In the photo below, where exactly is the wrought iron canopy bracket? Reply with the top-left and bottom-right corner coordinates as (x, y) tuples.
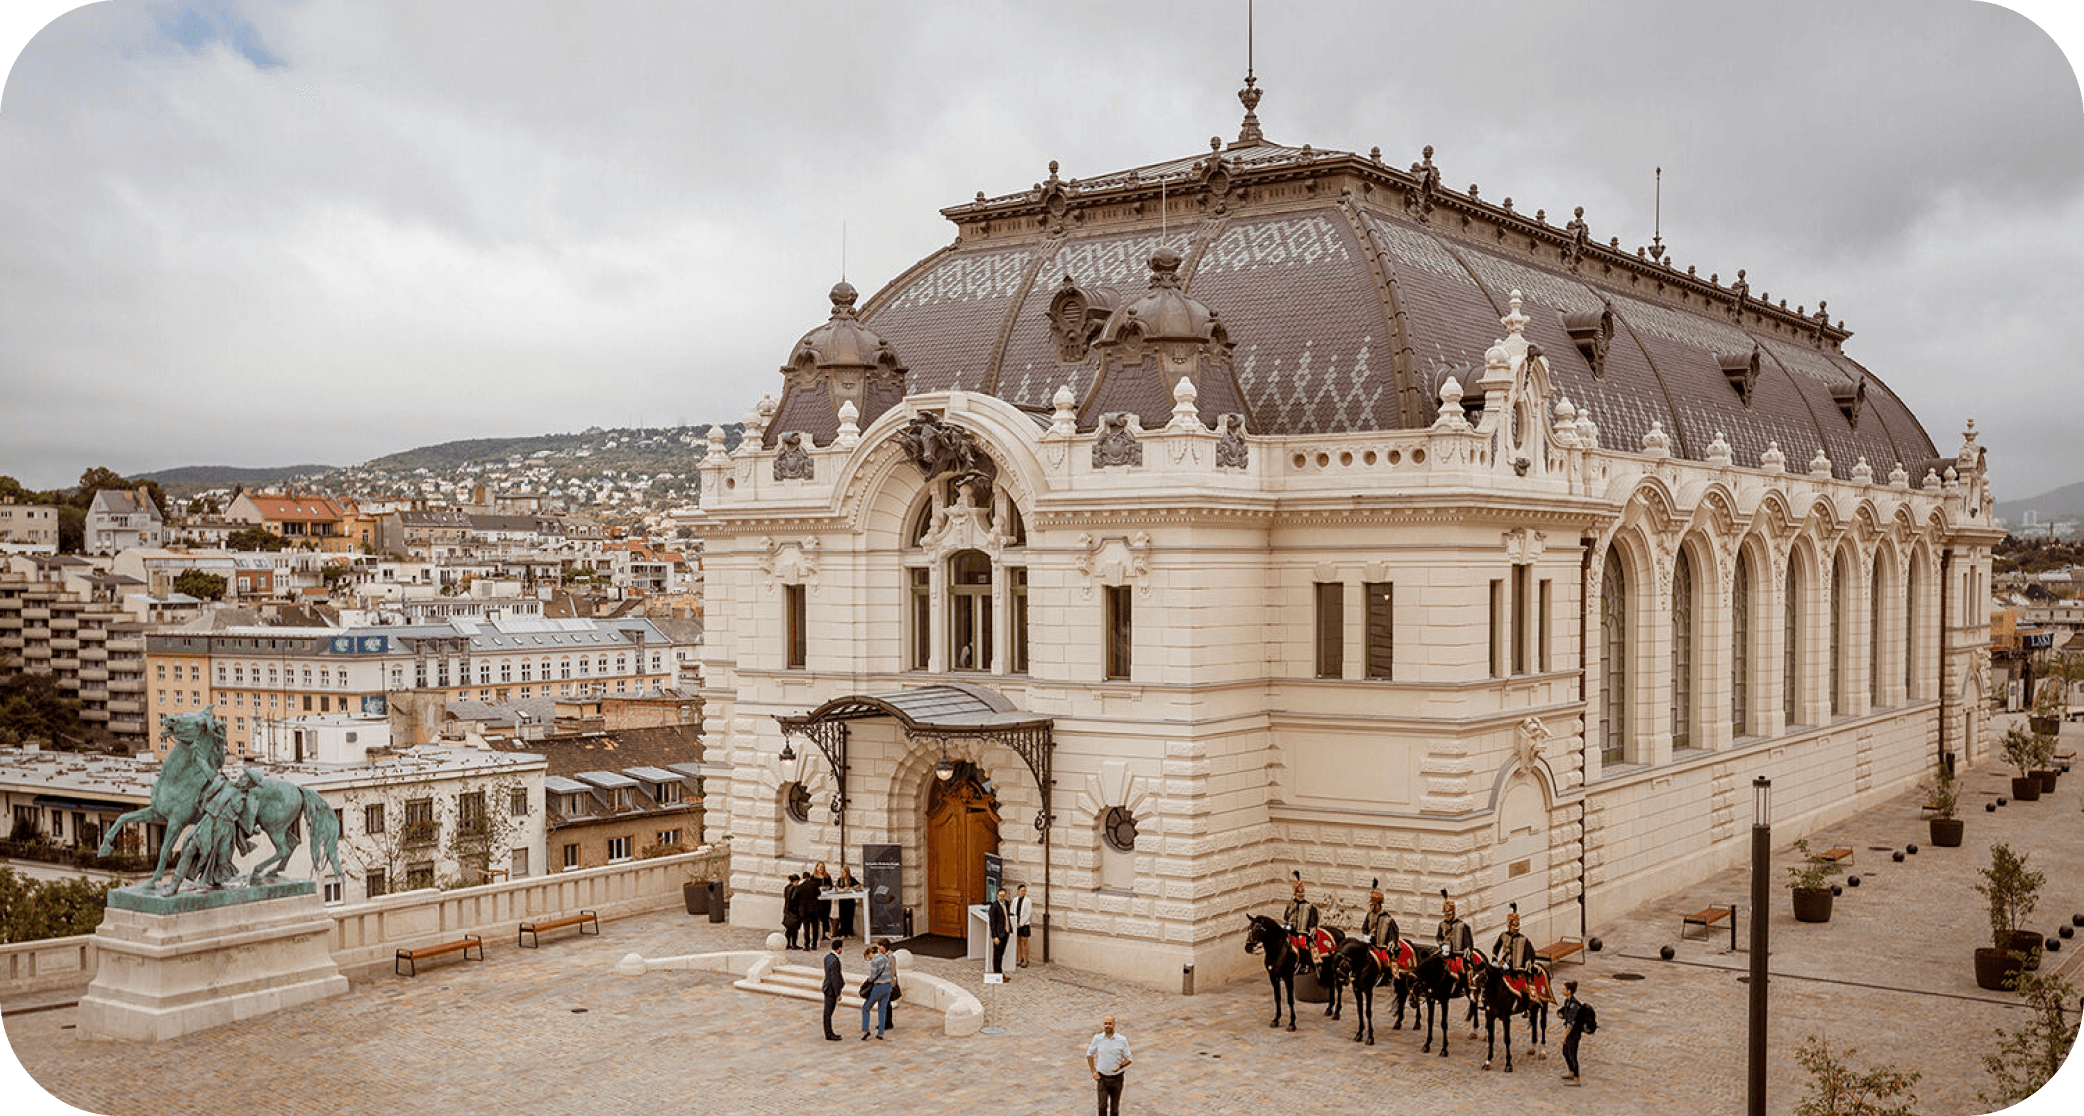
(779, 717), (849, 810)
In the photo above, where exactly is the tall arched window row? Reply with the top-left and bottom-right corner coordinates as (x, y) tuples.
(1601, 548), (1628, 766)
(1731, 552), (1751, 737)
(1670, 548), (1695, 752)
(1784, 558), (1802, 727)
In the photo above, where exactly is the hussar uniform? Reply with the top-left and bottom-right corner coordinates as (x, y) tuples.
(1283, 894), (1322, 966)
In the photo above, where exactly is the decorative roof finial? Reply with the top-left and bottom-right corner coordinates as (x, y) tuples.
(1234, 0), (1265, 147)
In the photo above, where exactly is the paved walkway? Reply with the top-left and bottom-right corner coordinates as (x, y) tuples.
(8, 728), (2084, 1116)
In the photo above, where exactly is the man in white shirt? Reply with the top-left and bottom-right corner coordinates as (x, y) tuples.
(1012, 883), (1034, 968)
(1085, 1014), (1133, 1116)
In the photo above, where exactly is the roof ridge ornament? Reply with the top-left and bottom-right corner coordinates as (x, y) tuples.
(1232, 0), (1265, 147)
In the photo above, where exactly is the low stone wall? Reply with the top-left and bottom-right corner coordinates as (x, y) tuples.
(0, 845), (731, 997)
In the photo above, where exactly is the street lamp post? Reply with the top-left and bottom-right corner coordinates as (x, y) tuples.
(1749, 776), (1771, 1116)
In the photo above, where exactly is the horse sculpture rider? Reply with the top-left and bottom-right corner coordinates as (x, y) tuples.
(173, 768), (261, 889)
(1283, 874), (1325, 971)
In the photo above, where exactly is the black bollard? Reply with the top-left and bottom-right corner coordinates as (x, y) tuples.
(2048, 937), (2062, 952)
(1848, 875), (1862, 888)
(1831, 884), (1843, 896)
(1892, 851), (1905, 863)
(1987, 802), (1998, 812)
(2062, 925), (2076, 940)
(1659, 945), (1675, 961)
(1906, 844), (1919, 855)
(2072, 914), (2083, 927)
(1588, 937), (1604, 952)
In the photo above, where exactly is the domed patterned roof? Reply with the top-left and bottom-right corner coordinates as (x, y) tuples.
(1096, 247), (1229, 347)
(767, 139), (1938, 482)
(767, 281), (908, 446)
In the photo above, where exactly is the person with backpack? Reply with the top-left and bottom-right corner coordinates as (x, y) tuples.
(1558, 979), (1597, 1084)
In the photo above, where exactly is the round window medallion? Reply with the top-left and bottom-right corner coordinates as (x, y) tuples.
(1103, 806), (1138, 852)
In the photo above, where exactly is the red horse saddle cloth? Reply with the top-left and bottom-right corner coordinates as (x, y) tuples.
(1504, 974), (1530, 997)
(1292, 929), (1334, 955)
(1373, 941), (1415, 972)
(1446, 957), (1465, 978)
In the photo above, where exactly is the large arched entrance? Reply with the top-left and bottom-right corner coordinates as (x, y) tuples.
(926, 768), (1000, 937)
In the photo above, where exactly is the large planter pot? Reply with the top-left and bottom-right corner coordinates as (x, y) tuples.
(1976, 946), (2026, 991)
(1792, 887), (1835, 923)
(2034, 769), (2058, 794)
(2010, 929), (2044, 972)
(683, 881), (709, 916)
(1928, 817), (1965, 847)
(1295, 967), (1331, 1003)
(2010, 775), (2042, 802)
(2029, 715), (2060, 737)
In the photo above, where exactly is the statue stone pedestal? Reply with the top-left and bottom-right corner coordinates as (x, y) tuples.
(78, 881), (348, 1042)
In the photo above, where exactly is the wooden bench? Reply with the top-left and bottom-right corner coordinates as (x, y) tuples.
(1816, 847), (1854, 866)
(2057, 751), (2076, 773)
(395, 934), (483, 977)
(519, 909), (600, 948)
(1535, 937), (1584, 966)
(1682, 905), (1735, 941)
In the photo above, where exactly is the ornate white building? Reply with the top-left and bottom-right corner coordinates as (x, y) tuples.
(691, 87), (2000, 988)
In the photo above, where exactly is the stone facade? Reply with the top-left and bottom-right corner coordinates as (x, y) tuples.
(691, 121), (1999, 990)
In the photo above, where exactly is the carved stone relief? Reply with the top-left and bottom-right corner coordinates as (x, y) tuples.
(772, 433), (815, 481)
(1215, 414), (1249, 469)
(1092, 413), (1143, 468)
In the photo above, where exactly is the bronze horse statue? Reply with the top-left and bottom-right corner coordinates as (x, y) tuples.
(1244, 914), (1303, 1031)
(98, 708), (226, 891)
(241, 773), (344, 887)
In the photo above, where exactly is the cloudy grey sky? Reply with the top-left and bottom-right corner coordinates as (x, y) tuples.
(0, 0), (2080, 500)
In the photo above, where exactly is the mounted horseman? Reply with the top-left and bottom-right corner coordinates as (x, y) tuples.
(1474, 903), (1554, 1070)
(1282, 873), (1331, 973)
(1414, 889), (1477, 1057)
(1320, 879), (1404, 1045)
(1435, 890), (1475, 980)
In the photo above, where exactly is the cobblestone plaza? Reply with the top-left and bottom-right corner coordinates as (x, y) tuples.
(7, 729), (2081, 1116)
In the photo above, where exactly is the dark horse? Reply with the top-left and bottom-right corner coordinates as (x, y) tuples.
(1320, 937), (1393, 1045)
(1471, 955), (1553, 1072)
(1244, 914), (1302, 1031)
(1409, 943), (1471, 1057)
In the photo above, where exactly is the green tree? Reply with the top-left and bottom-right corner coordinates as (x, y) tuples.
(0, 672), (87, 747)
(225, 526), (289, 551)
(1793, 1035), (1922, 1116)
(70, 467), (167, 516)
(172, 568), (227, 601)
(0, 867), (115, 944)
(0, 474), (45, 503)
(1981, 967), (2081, 1108)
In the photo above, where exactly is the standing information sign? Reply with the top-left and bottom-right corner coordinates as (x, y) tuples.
(864, 843), (903, 940)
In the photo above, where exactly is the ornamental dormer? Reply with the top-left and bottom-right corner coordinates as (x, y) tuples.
(774, 281), (907, 445)
(1077, 248), (1249, 431)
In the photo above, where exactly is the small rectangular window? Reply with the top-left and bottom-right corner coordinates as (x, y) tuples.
(607, 836), (632, 862)
(364, 803), (385, 835)
(785, 583), (807, 670)
(1314, 582), (1344, 679)
(405, 862), (435, 890)
(1104, 585), (1133, 680)
(562, 843), (581, 869)
(1011, 567), (1029, 675)
(1364, 582), (1394, 680)
(510, 789), (529, 817)
(366, 869), (387, 899)
(1489, 579), (1506, 679)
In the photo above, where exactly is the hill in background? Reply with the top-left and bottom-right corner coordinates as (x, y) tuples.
(140, 464), (337, 492)
(1994, 479), (2084, 526)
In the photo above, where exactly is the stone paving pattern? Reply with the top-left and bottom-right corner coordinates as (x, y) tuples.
(7, 727), (2084, 1116)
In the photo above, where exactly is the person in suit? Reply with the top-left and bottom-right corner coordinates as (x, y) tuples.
(988, 887), (1013, 980)
(820, 938), (845, 1040)
(782, 873), (804, 949)
(800, 865), (829, 949)
(1012, 883), (1034, 968)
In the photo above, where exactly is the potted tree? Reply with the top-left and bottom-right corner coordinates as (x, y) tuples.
(2029, 729), (2059, 794)
(1999, 727), (2042, 802)
(1920, 763), (1964, 848)
(1971, 842), (2045, 991)
(1786, 839), (1843, 923)
(2027, 678), (2062, 738)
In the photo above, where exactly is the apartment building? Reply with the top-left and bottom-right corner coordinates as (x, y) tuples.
(0, 555), (148, 746)
(0, 499), (60, 554)
(84, 488), (163, 554)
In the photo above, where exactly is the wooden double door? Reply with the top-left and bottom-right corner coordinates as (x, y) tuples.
(926, 776), (999, 938)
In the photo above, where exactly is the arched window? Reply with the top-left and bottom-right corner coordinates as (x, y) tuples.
(1600, 548), (1629, 765)
(1831, 550), (1848, 718)
(1870, 552), (1887, 707)
(1905, 553), (1922, 700)
(1784, 557), (1803, 727)
(1671, 548), (1695, 752)
(949, 549), (993, 672)
(1732, 550), (1751, 737)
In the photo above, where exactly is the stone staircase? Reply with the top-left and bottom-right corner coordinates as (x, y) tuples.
(734, 962), (864, 1009)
